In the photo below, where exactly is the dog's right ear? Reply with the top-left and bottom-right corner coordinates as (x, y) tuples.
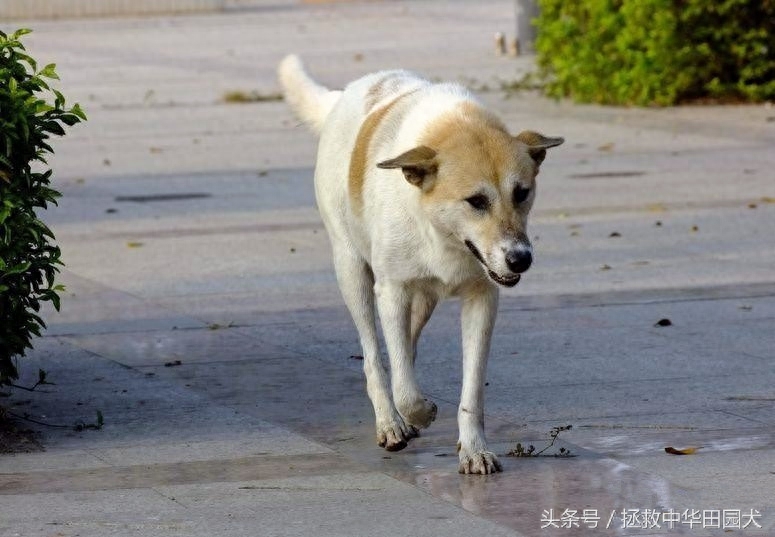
(377, 146), (438, 189)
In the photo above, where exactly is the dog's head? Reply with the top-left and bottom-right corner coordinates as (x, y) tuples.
(377, 105), (563, 287)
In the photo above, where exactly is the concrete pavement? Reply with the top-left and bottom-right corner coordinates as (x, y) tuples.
(1, 1), (774, 536)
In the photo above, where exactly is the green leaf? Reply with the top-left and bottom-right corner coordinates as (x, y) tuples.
(53, 89), (65, 109)
(12, 29), (32, 39)
(34, 101), (54, 114)
(59, 114), (81, 126)
(39, 63), (59, 80)
(15, 52), (37, 72)
(70, 103), (87, 120)
(4, 262), (31, 276)
(42, 120), (66, 136)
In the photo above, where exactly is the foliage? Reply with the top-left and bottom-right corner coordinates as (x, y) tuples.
(535, 0), (775, 105)
(507, 425), (574, 457)
(0, 28), (85, 385)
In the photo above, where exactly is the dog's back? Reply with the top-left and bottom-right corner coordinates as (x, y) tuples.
(278, 56), (483, 258)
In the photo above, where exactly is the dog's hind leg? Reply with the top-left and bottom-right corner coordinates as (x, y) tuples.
(333, 249), (417, 452)
(410, 290), (438, 366)
(404, 289), (439, 428)
(376, 282), (438, 432)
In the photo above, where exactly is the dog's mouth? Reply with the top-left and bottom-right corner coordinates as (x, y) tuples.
(464, 240), (521, 288)
(487, 270), (521, 287)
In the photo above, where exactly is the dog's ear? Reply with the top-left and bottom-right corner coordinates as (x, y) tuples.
(377, 146), (438, 188)
(515, 131), (564, 165)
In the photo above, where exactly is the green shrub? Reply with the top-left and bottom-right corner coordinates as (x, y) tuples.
(0, 28), (85, 386)
(535, 0), (775, 106)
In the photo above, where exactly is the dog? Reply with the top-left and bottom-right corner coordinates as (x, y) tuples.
(278, 55), (563, 474)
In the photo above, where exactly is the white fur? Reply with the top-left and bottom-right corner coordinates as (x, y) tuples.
(277, 55), (553, 474)
(277, 55), (343, 134)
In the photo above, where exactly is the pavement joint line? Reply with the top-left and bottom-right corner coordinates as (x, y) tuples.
(717, 409), (774, 427)
(59, 220), (325, 241)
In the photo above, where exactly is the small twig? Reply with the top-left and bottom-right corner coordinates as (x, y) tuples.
(9, 369), (55, 392)
(7, 409), (104, 431)
(507, 425), (574, 458)
(533, 425), (573, 456)
(7, 410), (71, 428)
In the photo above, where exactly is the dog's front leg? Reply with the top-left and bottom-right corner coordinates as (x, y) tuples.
(457, 281), (502, 474)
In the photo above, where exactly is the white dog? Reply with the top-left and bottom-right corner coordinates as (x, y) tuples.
(278, 55), (562, 474)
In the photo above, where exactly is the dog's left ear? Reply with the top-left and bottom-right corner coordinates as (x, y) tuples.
(515, 131), (564, 165)
(377, 146), (438, 189)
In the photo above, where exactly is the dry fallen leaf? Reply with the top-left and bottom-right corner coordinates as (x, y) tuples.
(665, 446), (700, 455)
(127, 241), (144, 248)
(646, 203), (667, 213)
(761, 196), (775, 204)
(598, 142), (615, 152)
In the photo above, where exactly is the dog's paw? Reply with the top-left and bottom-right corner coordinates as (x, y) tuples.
(376, 416), (418, 452)
(458, 449), (502, 475)
(399, 398), (438, 430)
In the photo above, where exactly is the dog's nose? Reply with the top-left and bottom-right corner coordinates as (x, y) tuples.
(505, 248), (532, 273)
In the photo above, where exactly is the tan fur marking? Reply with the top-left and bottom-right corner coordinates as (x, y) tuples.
(421, 101), (521, 191)
(364, 75), (392, 113)
(349, 91), (417, 214)
(514, 130), (546, 146)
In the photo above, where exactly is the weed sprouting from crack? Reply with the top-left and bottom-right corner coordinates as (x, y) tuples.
(507, 425), (575, 458)
(222, 90), (283, 103)
(499, 72), (547, 97)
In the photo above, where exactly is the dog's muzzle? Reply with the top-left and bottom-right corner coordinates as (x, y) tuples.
(464, 240), (522, 288)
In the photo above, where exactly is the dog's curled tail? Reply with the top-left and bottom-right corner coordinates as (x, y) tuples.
(278, 54), (341, 135)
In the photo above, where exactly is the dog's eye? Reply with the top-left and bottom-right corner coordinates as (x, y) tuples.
(465, 194), (490, 211)
(513, 185), (531, 205)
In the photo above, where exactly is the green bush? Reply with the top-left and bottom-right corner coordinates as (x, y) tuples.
(0, 28), (85, 386)
(535, 0), (775, 106)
